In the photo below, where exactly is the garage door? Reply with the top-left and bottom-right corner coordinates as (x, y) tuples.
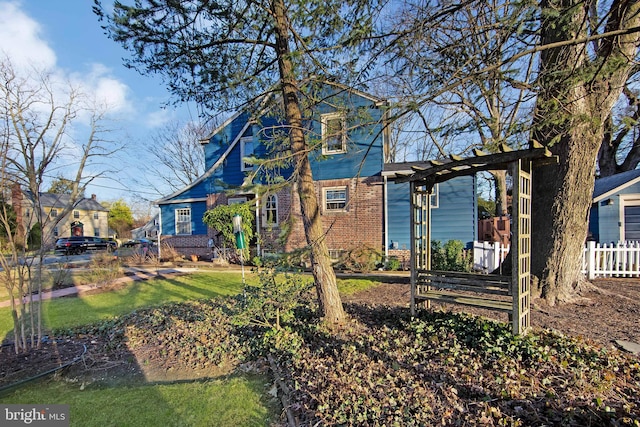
(624, 205), (640, 241)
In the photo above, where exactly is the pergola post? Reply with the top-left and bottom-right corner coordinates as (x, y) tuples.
(410, 182), (432, 315)
(511, 159), (532, 334)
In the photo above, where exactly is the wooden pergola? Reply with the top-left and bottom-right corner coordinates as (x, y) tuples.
(394, 143), (556, 334)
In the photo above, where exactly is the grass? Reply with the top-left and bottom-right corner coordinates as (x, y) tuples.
(0, 269), (381, 426)
(0, 270), (380, 339)
(336, 278), (381, 295)
(1, 375), (277, 427)
(0, 271), (250, 339)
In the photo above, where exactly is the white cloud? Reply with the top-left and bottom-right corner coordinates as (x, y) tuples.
(145, 108), (176, 128)
(0, 2), (134, 118)
(0, 1), (56, 70)
(71, 63), (132, 114)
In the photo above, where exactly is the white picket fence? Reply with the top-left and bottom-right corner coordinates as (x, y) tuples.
(472, 241), (510, 272)
(582, 241), (640, 279)
(473, 240), (640, 278)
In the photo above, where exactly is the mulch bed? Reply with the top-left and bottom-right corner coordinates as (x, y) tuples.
(1, 276), (639, 390)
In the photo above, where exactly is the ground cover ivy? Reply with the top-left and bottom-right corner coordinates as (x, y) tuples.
(57, 277), (640, 426)
(271, 305), (640, 426)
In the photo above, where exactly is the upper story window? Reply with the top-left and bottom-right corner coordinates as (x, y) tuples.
(175, 208), (192, 235)
(50, 209), (57, 218)
(262, 194), (278, 226)
(73, 210), (80, 219)
(94, 212), (99, 220)
(53, 227), (59, 237)
(321, 112), (347, 154)
(240, 136), (255, 171)
(324, 187), (348, 212)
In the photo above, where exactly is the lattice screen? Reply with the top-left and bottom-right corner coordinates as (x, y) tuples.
(512, 159), (531, 334)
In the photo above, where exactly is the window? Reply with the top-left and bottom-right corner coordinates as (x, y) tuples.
(321, 112), (346, 154)
(324, 187), (347, 212)
(175, 208), (192, 235)
(240, 136), (255, 171)
(73, 210), (80, 219)
(228, 197), (246, 205)
(430, 183), (439, 208)
(94, 212), (99, 220)
(53, 227), (59, 237)
(50, 209), (58, 218)
(262, 195), (278, 226)
(415, 184), (439, 208)
(94, 231), (100, 237)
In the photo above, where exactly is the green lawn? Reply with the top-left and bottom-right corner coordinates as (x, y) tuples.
(0, 271), (250, 339)
(0, 270), (380, 426)
(1, 374), (278, 426)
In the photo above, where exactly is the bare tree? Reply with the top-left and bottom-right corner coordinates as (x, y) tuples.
(385, 1), (536, 216)
(379, 0), (640, 303)
(598, 75), (640, 176)
(0, 59), (121, 352)
(144, 120), (210, 192)
(529, 0), (640, 303)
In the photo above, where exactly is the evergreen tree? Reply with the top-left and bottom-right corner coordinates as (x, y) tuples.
(94, 0), (384, 323)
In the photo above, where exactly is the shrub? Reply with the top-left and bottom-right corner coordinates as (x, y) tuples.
(232, 267), (313, 331)
(385, 256), (402, 271)
(159, 242), (181, 261)
(86, 252), (123, 286)
(431, 240), (472, 272)
(202, 203), (254, 261)
(337, 245), (383, 272)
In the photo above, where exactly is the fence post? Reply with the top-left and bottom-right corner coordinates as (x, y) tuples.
(491, 241), (500, 271)
(587, 240), (596, 280)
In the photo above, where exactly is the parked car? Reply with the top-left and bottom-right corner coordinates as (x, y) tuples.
(120, 238), (152, 248)
(55, 236), (116, 255)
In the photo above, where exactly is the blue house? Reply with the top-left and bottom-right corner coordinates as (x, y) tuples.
(157, 84), (478, 260)
(590, 169), (640, 243)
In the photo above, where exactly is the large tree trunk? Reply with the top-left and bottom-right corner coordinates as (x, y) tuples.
(531, 129), (600, 303)
(490, 170), (508, 216)
(531, 0), (640, 304)
(271, 0), (346, 323)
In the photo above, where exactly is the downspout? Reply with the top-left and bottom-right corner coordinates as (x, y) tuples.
(158, 208), (162, 260)
(384, 175), (389, 262)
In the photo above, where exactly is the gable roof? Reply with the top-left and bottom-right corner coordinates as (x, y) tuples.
(23, 190), (109, 212)
(157, 83), (386, 204)
(593, 169), (640, 203)
(25, 191), (108, 211)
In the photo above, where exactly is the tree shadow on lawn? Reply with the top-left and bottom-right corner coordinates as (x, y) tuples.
(0, 278), (276, 426)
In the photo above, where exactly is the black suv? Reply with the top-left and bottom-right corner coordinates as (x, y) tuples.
(55, 236), (117, 255)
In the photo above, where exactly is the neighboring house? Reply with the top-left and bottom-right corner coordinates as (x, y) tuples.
(589, 169), (640, 243)
(157, 84), (477, 259)
(131, 214), (160, 241)
(12, 186), (110, 248)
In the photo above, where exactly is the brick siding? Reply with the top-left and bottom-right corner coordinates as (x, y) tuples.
(264, 176), (384, 254)
(168, 177), (385, 258)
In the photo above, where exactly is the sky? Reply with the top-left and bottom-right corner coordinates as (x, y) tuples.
(0, 1), (202, 209)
